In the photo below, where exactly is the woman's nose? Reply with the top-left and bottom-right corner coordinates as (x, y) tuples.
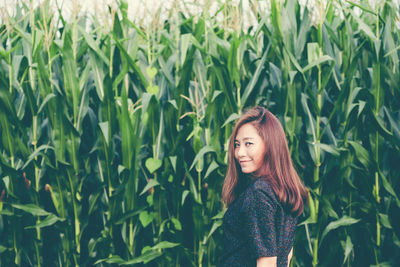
(237, 145), (245, 157)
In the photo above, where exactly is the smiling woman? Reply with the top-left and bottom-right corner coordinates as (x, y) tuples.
(1, 0), (399, 265)
(234, 123), (266, 174)
(221, 106), (309, 267)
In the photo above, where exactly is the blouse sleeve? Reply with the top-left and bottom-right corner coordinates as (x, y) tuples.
(242, 183), (278, 259)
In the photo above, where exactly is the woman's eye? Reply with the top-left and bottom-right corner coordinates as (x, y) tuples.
(234, 143), (240, 148)
(245, 142), (253, 146)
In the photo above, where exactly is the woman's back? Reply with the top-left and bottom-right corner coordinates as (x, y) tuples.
(221, 178), (297, 267)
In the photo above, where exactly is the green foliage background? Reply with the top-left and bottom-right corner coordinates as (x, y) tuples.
(0, 0), (400, 266)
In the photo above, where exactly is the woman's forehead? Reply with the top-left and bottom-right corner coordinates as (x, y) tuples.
(234, 137), (255, 142)
(235, 123), (261, 140)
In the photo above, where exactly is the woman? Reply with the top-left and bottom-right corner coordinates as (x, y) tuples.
(221, 106), (308, 267)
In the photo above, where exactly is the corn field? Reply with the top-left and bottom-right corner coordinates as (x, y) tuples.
(0, 0), (400, 266)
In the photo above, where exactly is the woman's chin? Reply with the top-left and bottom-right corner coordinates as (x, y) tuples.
(240, 168), (255, 174)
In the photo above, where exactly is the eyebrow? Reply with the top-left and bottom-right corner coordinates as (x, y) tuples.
(234, 137), (255, 142)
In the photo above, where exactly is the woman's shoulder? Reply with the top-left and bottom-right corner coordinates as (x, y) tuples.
(248, 178), (274, 193)
(244, 178), (278, 205)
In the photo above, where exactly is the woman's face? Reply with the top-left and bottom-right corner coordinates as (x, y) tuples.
(234, 123), (266, 174)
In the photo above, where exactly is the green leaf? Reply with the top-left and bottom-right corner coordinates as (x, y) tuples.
(118, 165), (126, 175)
(368, 108), (392, 138)
(287, 48), (304, 73)
(180, 34), (191, 65)
(22, 144), (54, 169)
(269, 62), (282, 88)
(169, 156), (177, 172)
(147, 85), (159, 95)
(321, 198), (339, 219)
(346, 1), (376, 16)
(19, 57), (38, 116)
(113, 37), (149, 88)
(210, 64), (236, 114)
(182, 190), (190, 205)
(317, 143), (340, 157)
(320, 216), (360, 244)
(204, 160), (219, 179)
(37, 93), (56, 115)
(348, 141), (370, 169)
(0, 210), (14, 216)
(122, 250), (162, 265)
(383, 15), (399, 67)
(12, 204), (51, 216)
(301, 94), (317, 144)
(146, 67), (157, 80)
(0, 245), (8, 254)
(186, 171), (201, 204)
(189, 146), (215, 171)
(139, 211), (154, 228)
(204, 220), (222, 244)
(118, 85), (135, 169)
(94, 256), (126, 265)
(270, 0), (282, 40)
(211, 90), (223, 102)
(298, 216), (317, 226)
(78, 26), (109, 65)
(350, 9), (378, 41)
(369, 263), (392, 267)
(140, 179), (160, 196)
(152, 241), (179, 250)
(25, 214), (65, 229)
(222, 113), (240, 128)
(240, 49), (268, 107)
(288, 70), (297, 84)
(227, 35), (240, 87)
(383, 107), (400, 148)
(2, 177), (10, 194)
(168, 99), (178, 110)
(90, 53), (105, 101)
(303, 55), (334, 73)
(379, 213), (392, 229)
(357, 101), (366, 117)
(193, 50), (207, 95)
(345, 87), (363, 118)
(341, 236), (353, 265)
(115, 209), (143, 225)
(211, 210), (225, 220)
(171, 218), (182, 231)
(384, 107), (400, 143)
(379, 170), (400, 207)
(145, 158), (162, 174)
(307, 43), (319, 63)
(99, 121), (110, 146)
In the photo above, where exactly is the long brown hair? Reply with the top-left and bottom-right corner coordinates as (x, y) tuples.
(222, 106), (308, 217)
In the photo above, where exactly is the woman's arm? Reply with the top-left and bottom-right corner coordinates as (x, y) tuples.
(257, 256), (277, 267)
(288, 248), (293, 265)
(257, 247), (293, 267)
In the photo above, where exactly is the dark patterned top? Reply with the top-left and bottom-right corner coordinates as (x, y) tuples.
(220, 178), (298, 267)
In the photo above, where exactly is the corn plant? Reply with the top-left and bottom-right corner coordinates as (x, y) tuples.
(0, 0), (399, 266)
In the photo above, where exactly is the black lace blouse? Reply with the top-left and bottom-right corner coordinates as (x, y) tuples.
(220, 178), (298, 267)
